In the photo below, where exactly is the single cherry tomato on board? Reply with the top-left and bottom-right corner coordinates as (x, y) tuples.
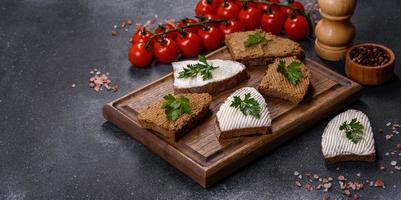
(257, 0), (281, 12)
(177, 18), (200, 34)
(284, 14), (309, 41)
(282, 1), (305, 17)
(195, 0), (219, 16)
(198, 26), (223, 51)
(216, 0), (241, 20)
(155, 23), (178, 40)
(261, 9), (286, 35)
(153, 38), (179, 63)
(175, 32), (202, 58)
(219, 20), (244, 38)
(128, 43), (153, 68)
(238, 4), (263, 30)
(131, 28), (153, 44)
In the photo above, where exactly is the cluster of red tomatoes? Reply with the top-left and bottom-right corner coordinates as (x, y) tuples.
(128, 0), (310, 68)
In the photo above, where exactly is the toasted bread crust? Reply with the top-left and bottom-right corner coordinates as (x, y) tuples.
(258, 57), (311, 104)
(324, 153), (376, 165)
(215, 117), (270, 141)
(174, 68), (249, 94)
(225, 30), (305, 66)
(137, 93), (212, 142)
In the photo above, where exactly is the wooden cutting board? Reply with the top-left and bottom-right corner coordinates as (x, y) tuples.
(102, 46), (362, 188)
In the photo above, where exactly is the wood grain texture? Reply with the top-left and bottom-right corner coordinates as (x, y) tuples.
(315, 0), (356, 61)
(345, 43), (395, 85)
(102, 46), (362, 188)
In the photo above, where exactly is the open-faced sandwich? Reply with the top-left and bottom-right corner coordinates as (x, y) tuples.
(138, 93), (212, 142)
(225, 29), (304, 66)
(173, 55), (249, 94)
(216, 87), (271, 140)
(321, 109), (376, 164)
(258, 57), (311, 104)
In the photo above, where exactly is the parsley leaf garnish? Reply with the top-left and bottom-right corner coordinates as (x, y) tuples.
(178, 55), (218, 81)
(161, 94), (191, 121)
(230, 93), (261, 119)
(339, 118), (364, 144)
(244, 32), (269, 47)
(277, 60), (304, 85)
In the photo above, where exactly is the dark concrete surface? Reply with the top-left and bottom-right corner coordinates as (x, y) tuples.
(1, 0), (401, 199)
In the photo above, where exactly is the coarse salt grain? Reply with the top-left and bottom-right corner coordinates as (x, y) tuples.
(387, 122), (392, 126)
(71, 84), (76, 88)
(294, 171), (299, 176)
(295, 181), (302, 187)
(390, 161), (397, 166)
(313, 174), (319, 179)
(374, 179), (385, 188)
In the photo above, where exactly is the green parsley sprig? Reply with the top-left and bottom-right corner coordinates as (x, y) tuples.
(244, 32), (270, 48)
(339, 118), (364, 144)
(161, 94), (191, 121)
(178, 55), (218, 81)
(230, 93), (261, 119)
(277, 60), (304, 85)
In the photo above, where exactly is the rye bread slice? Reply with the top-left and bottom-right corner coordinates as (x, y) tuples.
(173, 59), (249, 94)
(258, 57), (311, 104)
(321, 109), (376, 164)
(137, 93), (212, 142)
(225, 30), (305, 66)
(216, 87), (271, 141)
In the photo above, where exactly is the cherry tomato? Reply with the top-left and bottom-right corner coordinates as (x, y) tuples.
(257, 0), (281, 12)
(282, 1), (305, 17)
(238, 5), (263, 30)
(153, 38), (178, 63)
(261, 10), (285, 35)
(155, 23), (177, 40)
(216, 0), (241, 20)
(198, 26), (223, 51)
(219, 20), (244, 38)
(131, 28), (153, 44)
(128, 43), (153, 68)
(195, 0), (218, 16)
(175, 32), (202, 58)
(177, 18), (200, 34)
(284, 14), (309, 41)
(232, 0), (242, 7)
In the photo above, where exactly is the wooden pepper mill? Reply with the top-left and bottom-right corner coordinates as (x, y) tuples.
(315, 0), (357, 61)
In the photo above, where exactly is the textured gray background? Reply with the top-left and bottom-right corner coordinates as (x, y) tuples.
(1, 0), (401, 199)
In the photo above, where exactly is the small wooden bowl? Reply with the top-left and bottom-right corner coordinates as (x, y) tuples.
(345, 43), (395, 85)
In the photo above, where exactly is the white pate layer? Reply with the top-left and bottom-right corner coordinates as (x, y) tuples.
(172, 59), (246, 89)
(321, 109), (375, 158)
(216, 87), (271, 132)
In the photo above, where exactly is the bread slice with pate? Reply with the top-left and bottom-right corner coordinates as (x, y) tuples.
(258, 57), (311, 104)
(321, 109), (376, 164)
(173, 59), (249, 94)
(138, 93), (212, 142)
(225, 29), (304, 66)
(216, 87), (271, 140)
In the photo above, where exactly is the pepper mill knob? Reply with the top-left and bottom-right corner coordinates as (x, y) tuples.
(314, 0), (357, 61)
